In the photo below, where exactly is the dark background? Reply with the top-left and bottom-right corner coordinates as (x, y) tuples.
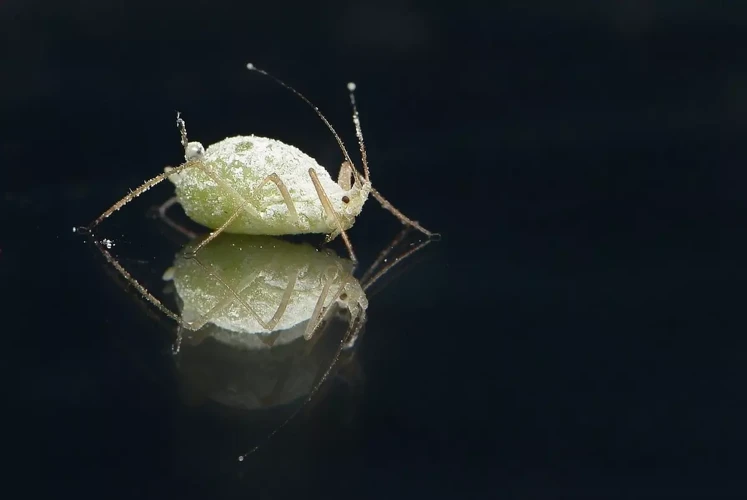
(3, 1), (747, 498)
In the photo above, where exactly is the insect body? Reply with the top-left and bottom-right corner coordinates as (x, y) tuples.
(85, 63), (437, 262)
(167, 134), (370, 238)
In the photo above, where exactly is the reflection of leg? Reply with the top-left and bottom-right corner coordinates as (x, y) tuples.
(187, 254), (303, 338)
(260, 358), (295, 407)
(172, 325), (211, 354)
(361, 225), (412, 284)
(264, 269), (299, 333)
(308, 168), (357, 263)
(183, 267), (264, 331)
(189, 256), (277, 331)
(157, 196), (198, 239)
(371, 187), (439, 238)
(305, 266), (337, 340)
(255, 173), (300, 222)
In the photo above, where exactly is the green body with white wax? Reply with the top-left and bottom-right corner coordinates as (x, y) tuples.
(167, 136), (370, 236)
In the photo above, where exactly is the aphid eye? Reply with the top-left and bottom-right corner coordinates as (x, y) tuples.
(342, 196), (350, 204)
(339, 292), (348, 300)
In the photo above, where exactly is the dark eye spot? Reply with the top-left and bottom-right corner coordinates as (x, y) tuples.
(339, 293), (348, 300)
(342, 196), (350, 204)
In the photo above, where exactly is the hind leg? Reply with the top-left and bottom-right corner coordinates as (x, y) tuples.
(187, 172), (301, 257)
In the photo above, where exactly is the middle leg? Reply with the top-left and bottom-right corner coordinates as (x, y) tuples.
(254, 173), (300, 222)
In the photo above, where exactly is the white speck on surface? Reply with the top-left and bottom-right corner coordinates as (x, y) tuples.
(101, 239), (115, 249)
(347, 82), (356, 91)
(72, 227), (76, 233)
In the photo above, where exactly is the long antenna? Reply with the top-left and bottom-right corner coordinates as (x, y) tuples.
(235, 230), (434, 461)
(246, 63), (359, 180)
(346, 82), (370, 182)
(247, 63), (439, 238)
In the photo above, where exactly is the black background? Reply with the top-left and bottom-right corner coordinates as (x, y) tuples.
(3, 1), (747, 498)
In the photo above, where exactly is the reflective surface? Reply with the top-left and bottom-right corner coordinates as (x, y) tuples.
(5, 2), (747, 499)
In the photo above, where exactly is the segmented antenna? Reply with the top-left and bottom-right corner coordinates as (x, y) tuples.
(237, 304), (367, 462)
(176, 111), (188, 153)
(246, 63), (364, 185)
(346, 82), (370, 182)
(234, 230), (436, 462)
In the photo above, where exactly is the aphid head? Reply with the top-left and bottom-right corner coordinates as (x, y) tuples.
(335, 279), (368, 319)
(340, 178), (371, 219)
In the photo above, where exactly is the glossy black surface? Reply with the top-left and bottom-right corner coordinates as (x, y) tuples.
(4, 2), (747, 498)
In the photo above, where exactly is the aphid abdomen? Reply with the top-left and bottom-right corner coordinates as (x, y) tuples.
(168, 136), (353, 235)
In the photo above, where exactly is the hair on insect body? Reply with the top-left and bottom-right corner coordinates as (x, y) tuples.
(84, 63), (439, 263)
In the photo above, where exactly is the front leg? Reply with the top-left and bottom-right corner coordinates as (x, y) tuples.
(308, 168), (358, 263)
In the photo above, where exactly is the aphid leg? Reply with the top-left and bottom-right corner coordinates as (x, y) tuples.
(337, 161), (354, 190)
(308, 168), (357, 263)
(184, 166), (264, 256)
(186, 203), (247, 257)
(156, 196), (198, 239)
(87, 161), (197, 232)
(370, 187), (440, 239)
(345, 82), (438, 238)
(254, 173), (300, 222)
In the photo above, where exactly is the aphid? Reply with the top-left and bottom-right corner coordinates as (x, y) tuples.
(85, 63), (438, 262)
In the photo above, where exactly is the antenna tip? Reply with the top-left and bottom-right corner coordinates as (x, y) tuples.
(246, 62), (255, 70)
(347, 82), (356, 92)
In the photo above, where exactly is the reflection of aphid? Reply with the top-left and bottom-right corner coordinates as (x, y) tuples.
(84, 63), (438, 262)
(164, 234), (367, 346)
(170, 236), (372, 416)
(90, 224), (431, 461)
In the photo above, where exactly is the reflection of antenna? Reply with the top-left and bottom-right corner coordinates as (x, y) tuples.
(237, 306), (367, 461)
(236, 229), (435, 461)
